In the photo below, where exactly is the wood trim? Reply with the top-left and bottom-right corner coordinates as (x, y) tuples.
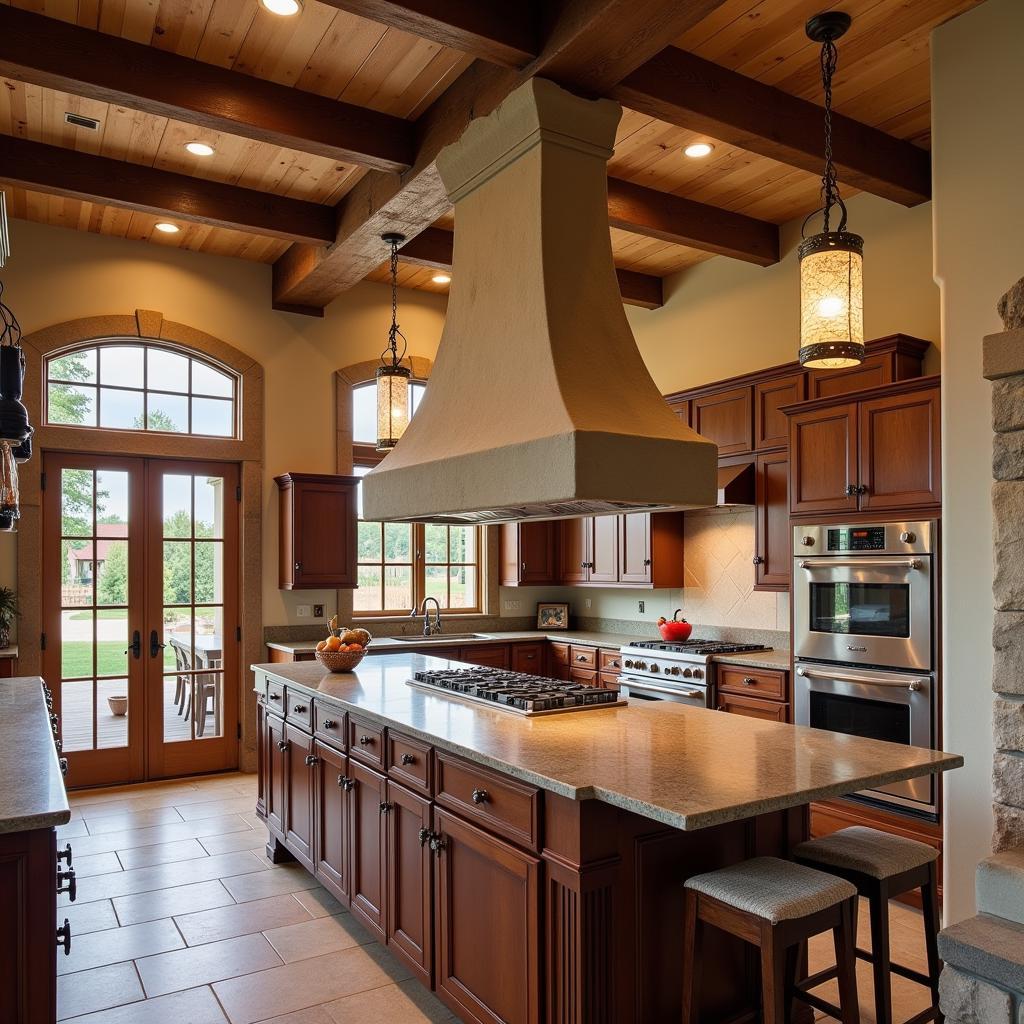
(779, 374), (941, 418)
(0, 136), (336, 245)
(612, 46), (931, 207)
(0, 5), (413, 173)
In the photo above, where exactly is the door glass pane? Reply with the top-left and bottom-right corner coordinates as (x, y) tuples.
(194, 477), (223, 539)
(96, 678), (129, 749)
(96, 540), (128, 605)
(98, 609), (128, 678)
(60, 679), (94, 753)
(163, 542), (192, 604)
(194, 542), (223, 603)
(165, 607), (192, 671)
(62, 609), (93, 679)
(163, 475), (192, 536)
(97, 471), (129, 536)
(61, 469), (93, 536)
(192, 672), (224, 740)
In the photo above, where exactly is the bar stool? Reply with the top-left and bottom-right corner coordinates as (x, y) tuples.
(793, 826), (943, 1024)
(681, 856), (860, 1024)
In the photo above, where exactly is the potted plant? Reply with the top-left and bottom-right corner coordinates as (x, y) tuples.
(0, 587), (17, 650)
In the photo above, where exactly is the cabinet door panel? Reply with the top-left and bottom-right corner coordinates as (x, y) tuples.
(386, 782), (432, 985)
(459, 644), (510, 670)
(858, 388), (941, 511)
(808, 353), (892, 399)
(512, 643), (545, 675)
(693, 386), (753, 455)
(716, 694), (789, 721)
(434, 809), (540, 1024)
(788, 404), (859, 515)
(589, 515), (619, 583)
(618, 513), (652, 584)
(284, 724), (314, 870)
(500, 523), (557, 586)
(754, 452), (790, 591)
(277, 475), (359, 590)
(558, 518), (589, 583)
(313, 741), (349, 903)
(265, 713), (287, 837)
(348, 758), (387, 942)
(755, 372), (805, 450)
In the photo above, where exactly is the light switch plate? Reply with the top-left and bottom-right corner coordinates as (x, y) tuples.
(296, 604), (311, 618)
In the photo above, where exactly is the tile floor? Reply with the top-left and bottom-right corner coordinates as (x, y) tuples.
(57, 772), (937, 1023)
(56, 772), (456, 1023)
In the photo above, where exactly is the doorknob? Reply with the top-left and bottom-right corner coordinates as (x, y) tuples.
(150, 630), (166, 658)
(124, 631), (141, 659)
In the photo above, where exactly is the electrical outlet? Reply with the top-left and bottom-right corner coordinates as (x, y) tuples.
(503, 599), (522, 611)
(296, 604), (311, 618)
(584, 598), (592, 609)
(638, 600), (645, 614)
(313, 604), (324, 619)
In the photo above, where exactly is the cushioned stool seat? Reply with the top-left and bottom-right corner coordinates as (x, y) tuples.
(685, 856), (858, 924)
(793, 825), (938, 880)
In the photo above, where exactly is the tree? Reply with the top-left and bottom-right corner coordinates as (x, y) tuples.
(48, 351), (94, 425)
(162, 508), (216, 605)
(133, 408), (182, 433)
(97, 543), (128, 605)
(60, 468), (109, 585)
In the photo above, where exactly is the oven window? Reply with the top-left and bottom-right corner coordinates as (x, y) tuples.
(808, 582), (910, 637)
(810, 691), (910, 745)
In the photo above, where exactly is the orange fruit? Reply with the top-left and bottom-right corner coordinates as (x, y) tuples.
(325, 635), (342, 652)
(315, 640), (327, 652)
(348, 643), (363, 652)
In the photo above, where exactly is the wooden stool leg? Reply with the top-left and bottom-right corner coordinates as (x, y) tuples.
(870, 882), (894, 1024)
(834, 897), (861, 1024)
(680, 890), (702, 1024)
(759, 924), (788, 1024)
(921, 861), (944, 1022)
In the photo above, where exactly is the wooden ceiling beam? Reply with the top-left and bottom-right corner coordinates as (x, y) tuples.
(0, 5), (413, 173)
(0, 135), (338, 245)
(272, 0), (729, 311)
(321, 1), (540, 68)
(395, 227), (664, 308)
(612, 47), (931, 207)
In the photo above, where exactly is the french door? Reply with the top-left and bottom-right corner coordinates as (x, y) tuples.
(42, 452), (240, 787)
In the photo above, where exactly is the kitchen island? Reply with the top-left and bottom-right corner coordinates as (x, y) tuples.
(253, 653), (961, 1024)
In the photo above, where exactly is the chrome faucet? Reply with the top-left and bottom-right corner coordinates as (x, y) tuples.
(411, 596), (442, 637)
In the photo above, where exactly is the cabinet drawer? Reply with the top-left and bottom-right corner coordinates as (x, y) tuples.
(387, 731), (432, 797)
(511, 642), (545, 674)
(569, 646), (596, 668)
(348, 715), (385, 768)
(313, 704), (346, 746)
(435, 751), (540, 852)
(717, 693), (789, 722)
(265, 678), (285, 712)
(569, 667), (599, 687)
(285, 690), (313, 729)
(599, 649), (622, 672)
(599, 671), (622, 690)
(717, 666), (786, 701)
(550, 642), (570, 665)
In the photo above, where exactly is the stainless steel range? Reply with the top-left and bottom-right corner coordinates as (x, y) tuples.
(618, 639), (773, 708)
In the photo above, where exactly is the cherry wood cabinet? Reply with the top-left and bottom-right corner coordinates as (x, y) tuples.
(558, 517), (589, 584)
(386, 781), (432, 985)
(806, 336), (930, 401)
(499, 522), (558, 586)
(312, 740), (349, 902)
(717, 665), (790, 723)
(265, 713), (287, 836)
(512, 642), (545, 674)
(754, 451), (791, 590)
(348, 757), (388, 942)
(755, 372), (805, 451)
(717, 692), (789, 721)
(459, 644), (511, 670)
(275, 473), (359, 590)
(558, 515), (618, 584)
(433, 807), (541, 1024)
(618, 511), (685, 587)
(788, 402), (860, 516)
(283, 723), (314, 871)
(692, 385), (753, 455)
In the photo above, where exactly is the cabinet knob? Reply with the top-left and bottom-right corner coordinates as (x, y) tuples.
(304, 754), (320, 767)
(643, 558), (651, 567)
(269, 692), (282, 701)
(321, 719), (337, 729)
(60, 757), (69, 776)
(752, 555), (764, 565)
(292, 704), (307, 714)
(717, 705), (726, 712)
(845, 484), (857, 497)
(401, 752), (416, 765)
(418, 827), (431, 847)
(742, 677), (756, 686)
(56, 919), (72, 956)
(471, 788), (490, 805)
(294, 561), (302, 573)
(857, 484), (869, 495)
(339, 776), (355, 791)
(57, 868), (77, 901)
(575, 655), (587, 662)
(521, 561), (527, 572)
(359, 734), (374, 745)
(379, 801), (393, 814)
(57, 843), (73, 868)
(277, 740), (289, 752)
(429, 833), (447, 853)
(580, 561), (586, 569)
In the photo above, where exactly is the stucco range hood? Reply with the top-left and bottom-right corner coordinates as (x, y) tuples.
(362, 79), (718, 525)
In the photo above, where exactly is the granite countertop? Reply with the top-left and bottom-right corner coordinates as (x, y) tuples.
(0, 677), (71, 834)
(712, 650), (792, 671)
(266, 630), (641, 655)
(252, 653), (962, 833)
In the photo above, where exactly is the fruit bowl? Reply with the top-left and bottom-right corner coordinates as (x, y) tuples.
(657, 610), (692, 643)
(316, 648), (366, 673)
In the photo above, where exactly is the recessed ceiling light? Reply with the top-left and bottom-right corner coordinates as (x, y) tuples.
(155, 222), (180, 234)
(185, 141), (215, 157)
(261, 0), (302, 15)
(684, 142), (715, 159)
(432, 272), (452, 285)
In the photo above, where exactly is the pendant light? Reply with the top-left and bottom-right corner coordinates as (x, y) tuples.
(798, 12), (864, 369)
(375, 232), (412, 452)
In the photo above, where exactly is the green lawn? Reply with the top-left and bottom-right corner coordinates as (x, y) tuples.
(67, 609), (129, 621)
(62, 640), (175, 678)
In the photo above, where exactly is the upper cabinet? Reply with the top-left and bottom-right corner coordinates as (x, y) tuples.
(558, 516), (619, 585)
(500, 522), (558, 587)
(786, 378), (941, 517)
(276, 473), (360, 590)
(755, 372), (806, 451)
(806, 335), (931, 401)
(692, 386), (753, 456)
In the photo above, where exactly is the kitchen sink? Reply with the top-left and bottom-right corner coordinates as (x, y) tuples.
(392, 633), (491, 642)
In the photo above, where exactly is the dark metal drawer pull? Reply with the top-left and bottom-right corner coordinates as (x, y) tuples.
(277, 740), (289, 752)
(57, 869), (77, 901)
(359, 734), (375, 745)
(429, 833), (447, 853)
(269, 692), (282, 701)
(60, 757), (69, 776)
(400, 752), (416, 766)
(321, 719), (338, 729)
(379, 801), (392, 814)
(575, 654), (588, 662)
(742, 677), (756, 686)
(57, 843), (73, 868)
(339, 776), (355, 791)
(471, 788), (489, 805)
(56, 920), (72, 956)
(304, 754), (320, 767)
(292, 704), (308, 714)
(418, 827), (431, 847)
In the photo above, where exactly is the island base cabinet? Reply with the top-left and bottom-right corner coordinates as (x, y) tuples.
(386, 782), (432, 985)
(313, 741), (349, 902)
(284, 723), (314, 871)
(265, 714), (287, 838)
(434, 808), (541, 1024)
(348, 758), (387, 942)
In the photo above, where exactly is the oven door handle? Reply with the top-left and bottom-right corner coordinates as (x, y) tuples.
(624, 680), (705, 700)
(799, 557), (922, 571)
(796, 666), (926, 691)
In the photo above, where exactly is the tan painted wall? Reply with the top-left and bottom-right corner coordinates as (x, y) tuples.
(932, 0), (1024, 924)
(0, 218), (448, 630)
(627, 192), (940, 395)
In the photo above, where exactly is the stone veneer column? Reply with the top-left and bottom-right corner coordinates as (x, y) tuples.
(985, 311), (1024, 852)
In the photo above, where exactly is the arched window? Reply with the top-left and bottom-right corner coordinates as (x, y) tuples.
(45, 341), (238, 438)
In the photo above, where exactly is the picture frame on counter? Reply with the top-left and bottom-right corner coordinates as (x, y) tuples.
(537, 601), (569, 630)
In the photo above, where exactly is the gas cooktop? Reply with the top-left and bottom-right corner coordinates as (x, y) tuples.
(409, 667), (626, 716)
(626, 639), (772, 657)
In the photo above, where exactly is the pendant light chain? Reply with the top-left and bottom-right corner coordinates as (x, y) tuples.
(381, 234), (408, 371)
(819, 36), (839, 234)
(375, 231), (411, 451)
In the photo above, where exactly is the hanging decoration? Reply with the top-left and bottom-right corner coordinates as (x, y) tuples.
(798, 12), (865, 369)
(0, 279), (32, 531)
(375, 232), (412, 452)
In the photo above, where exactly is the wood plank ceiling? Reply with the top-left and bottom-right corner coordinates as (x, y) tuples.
(0, 0), (982, 306)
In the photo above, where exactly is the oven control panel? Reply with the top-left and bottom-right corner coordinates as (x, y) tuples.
(827, 526), (886, 551)
(794, 520), (935, 557)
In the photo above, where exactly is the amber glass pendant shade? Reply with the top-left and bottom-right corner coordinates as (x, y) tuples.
(376, 364), (411, 451)
(798, 230), (865, 368)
